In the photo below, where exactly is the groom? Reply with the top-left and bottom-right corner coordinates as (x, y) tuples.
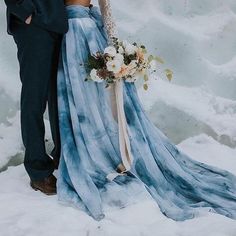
(4, 0), (68, 195)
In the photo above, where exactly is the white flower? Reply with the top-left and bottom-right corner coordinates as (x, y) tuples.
(126, 45), (137, 55)
(104, 46), (117, 57)
(106, 53), (124, 73)
(90, 69), (103, 82)
(123, 41), (138, 55)
(118, 46), (124, 54)
(114, 54), (124, 64)
(106, 59), (123, 73)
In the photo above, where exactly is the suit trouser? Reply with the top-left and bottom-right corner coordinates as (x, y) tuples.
(11, 20), (62, 181)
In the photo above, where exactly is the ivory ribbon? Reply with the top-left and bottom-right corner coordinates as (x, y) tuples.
(98, 0), (133, 181)
(106, 80), (133, 181)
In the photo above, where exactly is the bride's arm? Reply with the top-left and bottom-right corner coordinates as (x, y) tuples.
(98, 0), (117, 43)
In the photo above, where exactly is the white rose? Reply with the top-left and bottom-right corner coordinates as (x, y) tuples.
(90, 69), (103, 82)
(104, 46), (117, 57)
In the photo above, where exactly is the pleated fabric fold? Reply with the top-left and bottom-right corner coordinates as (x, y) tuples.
(57, 5), (236, 221)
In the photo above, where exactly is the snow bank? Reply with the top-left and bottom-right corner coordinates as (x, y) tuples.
(112, 0), (236, 146)
(138, 79), (236, 146)
(0, 112), (22, 171)
(0, 3), (20, 100)
(112, 0), (236, 98)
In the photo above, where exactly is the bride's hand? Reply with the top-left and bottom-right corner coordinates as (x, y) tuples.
(25, 15), (32, 25)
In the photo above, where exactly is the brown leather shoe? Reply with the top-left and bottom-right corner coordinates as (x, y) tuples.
(48, 155), (59, 170)
(30, 175), (57, 195)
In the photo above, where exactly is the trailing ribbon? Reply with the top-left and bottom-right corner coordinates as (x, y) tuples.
(98, 0), (133, 181)
(115, 81), (133, 172)
(106, 81), (134, 181)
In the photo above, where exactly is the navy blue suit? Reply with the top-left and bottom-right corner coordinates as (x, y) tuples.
(4, 0), (68, 181)
(5, 0), (68, 34)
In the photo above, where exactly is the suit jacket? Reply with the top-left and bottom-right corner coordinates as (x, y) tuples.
(4, 0), (68, 34)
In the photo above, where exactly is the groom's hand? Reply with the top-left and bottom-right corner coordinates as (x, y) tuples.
(25, 15), (32, 24)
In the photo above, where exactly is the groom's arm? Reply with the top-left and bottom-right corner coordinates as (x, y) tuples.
(4, 0), (36, 22)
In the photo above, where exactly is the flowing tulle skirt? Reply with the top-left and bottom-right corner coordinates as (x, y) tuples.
(57, 5), (236, 221)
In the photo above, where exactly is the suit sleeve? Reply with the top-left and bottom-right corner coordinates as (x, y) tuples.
(4, 0), (36, 22)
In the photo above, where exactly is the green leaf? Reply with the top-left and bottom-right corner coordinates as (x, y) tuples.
(143, 83), (148, 90)
(144, 74), (149, 82)
(148, 55), (154, 63)
(142, 48), (148, 54)
(165, 69), (173, 81)
(87, 54), (105, 70)
(154, 56), (165, 64)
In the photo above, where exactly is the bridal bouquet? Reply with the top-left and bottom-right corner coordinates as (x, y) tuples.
(86, 37), (172, 90)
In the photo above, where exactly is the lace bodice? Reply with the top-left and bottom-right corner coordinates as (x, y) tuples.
(98, 0), (117, 43)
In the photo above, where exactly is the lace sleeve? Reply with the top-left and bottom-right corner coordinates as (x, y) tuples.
(98, 0), (118, 43)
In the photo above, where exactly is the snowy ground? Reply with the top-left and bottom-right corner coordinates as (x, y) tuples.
(0, 135), (236, 236)
(0, 0), (236, 235)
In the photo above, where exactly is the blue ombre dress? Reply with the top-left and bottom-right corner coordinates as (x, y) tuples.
(57, 5), (236, 221)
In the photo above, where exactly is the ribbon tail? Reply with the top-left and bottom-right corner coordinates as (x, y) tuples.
(114, 81), (133, 172)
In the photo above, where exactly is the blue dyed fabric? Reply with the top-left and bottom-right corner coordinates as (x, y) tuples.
(57, 5), (236, 221)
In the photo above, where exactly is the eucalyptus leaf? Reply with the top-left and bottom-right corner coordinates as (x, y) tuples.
(165, 69), (173, 81)
(144, 74), (149, 82)
(143, 83), (148, 90)
(148, 55), (154, 63)
(155, 56), (164, 64)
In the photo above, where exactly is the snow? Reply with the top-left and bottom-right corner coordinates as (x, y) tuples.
(0, 112), (22, 170)
(0, 135), (236, 236)
(113, 0), (236, 98)
(0, 0), (236, 235)
(138, 79), (236, 146)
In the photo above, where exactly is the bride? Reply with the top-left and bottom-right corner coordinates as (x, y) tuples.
(57, 0), (236, 221)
